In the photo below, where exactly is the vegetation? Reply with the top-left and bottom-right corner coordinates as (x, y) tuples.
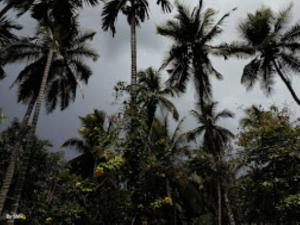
(0, 0), (300, 225)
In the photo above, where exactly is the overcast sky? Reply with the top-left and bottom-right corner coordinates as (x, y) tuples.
(1, 0), (300, 158)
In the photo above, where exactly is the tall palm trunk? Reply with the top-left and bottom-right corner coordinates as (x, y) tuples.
(147, 103), (156, 129)
(21, 97), (35, 128)
(130, 15), (137, 99)
(273, 59), (300, 105)
(0, 145), (17, 214)
(7, 48), (53, 224)
(0, 97), (36, 214)
(217, 182), (222, 225)
(224, 188), (236, 225)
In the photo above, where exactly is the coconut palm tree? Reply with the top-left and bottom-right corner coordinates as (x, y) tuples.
(0, 21), (98, 215)
(63, 110), (116, 177)
(0, 15), (21, 45)
(233, 6), (300, 105)
(187, 102), (234, 225)
(8, 30), (98, 126)
(0, 0), (33, 17)
(157, 0), (235, 108)
(150, 117), (188, 164)
(101, 0), (172, 91)
(6, 26), (99, 129)
(187, 102), (234, 155)
(136, 67), (179, 128)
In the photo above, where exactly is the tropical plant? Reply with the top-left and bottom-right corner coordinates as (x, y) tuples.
(187, 102), (234, 155)
(0, 15), (21, 79)
(237, 105), (300, 224)
(187, 101), (234, 225)
(157, 0), (235, 107)
(101, 0), (172, 92)
(0, 17), (98, 217)
(136, 67), (179, 128)
(232, 6), (300, 105)
(8, 29), (98, 127)
(63, 110), (116, 177)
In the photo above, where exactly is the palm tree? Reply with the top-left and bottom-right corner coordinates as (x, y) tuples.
(0, 21), (98, 215)
(63, 110), (116, 177)
(9, 30), (98, 126)
(0, 15), (21, 45)
(136, 67), (179, 128)
(187, 102), (234, 225)
(234, 6), (300, 105)
(157, 0), (235, 108)
(0, 0), (33, 17)
(101, 0), (172, 92)
(0, 15), (21, 79)
(6, 26), (98, 130)
(150, 117), (188, 164)
(187, 102), (234, 155)
(240, 105), (264, 128)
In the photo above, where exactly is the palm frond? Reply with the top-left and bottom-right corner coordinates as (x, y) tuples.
(159, 97), (179, 121)
(156, 0), (172, 13)
(280, 52), (300, 74)
(281, 23), (300, 42)
(62, 138), (87, 153)
(241, 58), (261, 90)
(201, 8), (234, 44)
(215, 110), (234, 122)
(0, 15), (22, 45)
(212, 41), (255, 59)
(186, 126), (205, 142)
(101, 0), (127, 36)
(273, 3), (292, 33)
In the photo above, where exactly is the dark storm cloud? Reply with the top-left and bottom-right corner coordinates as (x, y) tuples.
(1, 0), (300, 158)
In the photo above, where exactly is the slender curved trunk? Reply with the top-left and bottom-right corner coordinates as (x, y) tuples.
(224, 188), (236, 225)
(21, 97), (35, 128)
(0, 97), (35, 214)
(273, 59), (300, 105)
(31, 48), (53, 132)
(217, 182), (222, 225)
(130, 15), (137, 100)
(0, 3), (12, 18)
(0, 146), (17, 214)
(6, 48), (53, 224)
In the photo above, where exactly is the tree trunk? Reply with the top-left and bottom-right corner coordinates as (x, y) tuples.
(0, 3), (12, 18)
(6, 48), (53, 224)
(21, 97), (35, 128)
(224, 189), (236, 225)
(273, 59), (300, 105)
(130, 15), (137, 99)
(0, 98), (35, 214)
(0, 146), (17, 214)
(217, 182), (222, 225)
(31, 48), (53, 132)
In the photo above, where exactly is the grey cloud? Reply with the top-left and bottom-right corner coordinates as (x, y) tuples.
(1, 0), (300, 158)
